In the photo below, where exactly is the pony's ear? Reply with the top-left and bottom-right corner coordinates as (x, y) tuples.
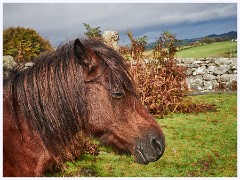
(74, 39), (87, 61)
(74, 39), (99, 72)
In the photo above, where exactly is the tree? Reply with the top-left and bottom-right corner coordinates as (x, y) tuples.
(3, 27), (53, 62)
(83, 23), (102, 40)
(200, 37), (214, 44)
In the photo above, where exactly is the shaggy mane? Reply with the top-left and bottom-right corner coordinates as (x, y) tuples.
(5, 38), (136, 161)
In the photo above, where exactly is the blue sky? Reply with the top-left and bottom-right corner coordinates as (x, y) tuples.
(3, 3), (237, 47)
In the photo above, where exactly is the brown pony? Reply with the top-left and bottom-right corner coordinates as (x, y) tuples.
(3, 38), (165, 177)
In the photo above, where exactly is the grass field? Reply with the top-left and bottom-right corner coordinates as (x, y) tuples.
(143, 41), (237, 59)
(176, 41), (237, 58)
(46, 93), (237, 177)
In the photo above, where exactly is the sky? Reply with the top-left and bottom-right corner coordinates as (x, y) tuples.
(3, 3), (237, 47)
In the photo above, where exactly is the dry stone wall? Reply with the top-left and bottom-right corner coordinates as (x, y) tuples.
(3, 55), (237, 93)
(3, 55), (17, 78)
(176, 58), (237, 92)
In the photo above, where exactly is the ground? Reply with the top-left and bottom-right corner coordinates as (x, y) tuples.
(45, 93), (237, 177)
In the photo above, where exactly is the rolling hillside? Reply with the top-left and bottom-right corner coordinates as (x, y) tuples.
(143, 41), (237, 59)
(176, 41), (237, 58)
(147, 31), (237, 50)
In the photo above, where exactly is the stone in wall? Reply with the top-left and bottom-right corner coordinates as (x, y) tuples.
(187, 75), (204, 91)
(231, 64), (237, 70)
(102, 31), (119, 50)
(186, 69), (193, 76)
(3, 56), (36, 79)
(204, 80), (218, 91)
(3, 55), (17, 78)
(189, 60), (202, 68)
(178, 58), (195, 64)
(3, 55), (16, 70)
(25, 62), (35, 68)
(220, 74), (237, 82)
(215, 58), (235, 65)
(207, 65), (216, 74)
(203, 74), (217, 81)
(193, 66), (206, 75)
(214, 65), (231, 75)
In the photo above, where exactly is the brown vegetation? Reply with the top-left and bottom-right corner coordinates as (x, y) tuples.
(127, 31), (216, 118)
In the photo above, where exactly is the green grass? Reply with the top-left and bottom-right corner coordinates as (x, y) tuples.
(45, 93), (237, 177)
(176, 41), (237, 58)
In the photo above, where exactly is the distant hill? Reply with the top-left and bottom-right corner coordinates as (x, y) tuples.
(206, 31), (237, 39)
(146, 31), (237, 50)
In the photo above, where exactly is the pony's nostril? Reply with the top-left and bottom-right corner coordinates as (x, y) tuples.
(134, 133), (165, 164)
(150, 137), (164, 156)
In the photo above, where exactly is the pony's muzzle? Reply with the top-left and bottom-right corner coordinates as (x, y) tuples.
(134, 131), (165, 165)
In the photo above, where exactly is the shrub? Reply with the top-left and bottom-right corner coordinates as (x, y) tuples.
(127, 31), (148, 62)
(83, 23), (102, 40)
(128, 31), (216, 118)
(3, 27), (53, 62)
(153, 31), (178, 61)
(132, 59), (187, 117)
(119, 45), (131, 60)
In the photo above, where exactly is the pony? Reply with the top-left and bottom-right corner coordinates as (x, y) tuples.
(3, 38), (165, 177)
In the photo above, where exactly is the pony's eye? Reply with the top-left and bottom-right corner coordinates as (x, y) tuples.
(111, 91), (124, 99)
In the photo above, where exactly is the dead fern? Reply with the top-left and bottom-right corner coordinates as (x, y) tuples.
(125, 31), (216, 118)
